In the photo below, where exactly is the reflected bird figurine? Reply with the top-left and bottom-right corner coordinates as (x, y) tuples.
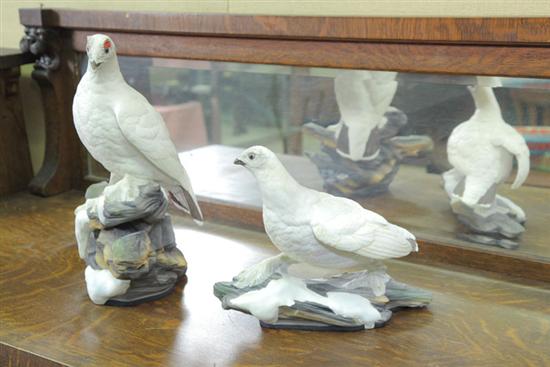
(72, 34), (202, 221)
(232, 146), (418, 296)
(446, 77), (530, 207)
(303, 69), (432, 198)
(443, 76), (530, 246)
(330, 70), (398, 161)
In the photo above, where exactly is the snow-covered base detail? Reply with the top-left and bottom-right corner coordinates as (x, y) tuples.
(214, 270), (431, 331)
(84, 266), (131, 305)
(231, 275), (382, 329)
(74, 204), (91, 259)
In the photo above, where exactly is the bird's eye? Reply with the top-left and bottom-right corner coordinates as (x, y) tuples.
(248, 153), (255, 160)
(104, 48), (109, 54)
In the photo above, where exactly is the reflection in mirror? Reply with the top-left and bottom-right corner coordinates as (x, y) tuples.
(304, 70), (433, 197)
(81, 55), (550, 261)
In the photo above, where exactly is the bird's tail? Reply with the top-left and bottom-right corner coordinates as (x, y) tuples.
(168, 185), (204, 223)
(512, 149), (530, 189)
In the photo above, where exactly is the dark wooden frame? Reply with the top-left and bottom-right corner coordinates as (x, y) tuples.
(18, 8), (550, 281)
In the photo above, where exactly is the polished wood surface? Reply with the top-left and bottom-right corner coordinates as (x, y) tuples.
(17, 9), (550, 78)
(1, 191), (549, 366)
(18, 9), (550, 45)
(180, 145), (550, 282)
(69, 31), (550, 79)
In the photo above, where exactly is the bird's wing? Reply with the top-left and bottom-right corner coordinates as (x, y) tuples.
(492, 127), (530, 189)
(114, 88), (202, 220)
(310, 195), (417, 260)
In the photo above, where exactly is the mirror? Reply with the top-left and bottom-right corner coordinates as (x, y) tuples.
(81, 55), (550, 262)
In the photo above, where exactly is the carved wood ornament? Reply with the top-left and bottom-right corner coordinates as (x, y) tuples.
(20, 26), (83, 196)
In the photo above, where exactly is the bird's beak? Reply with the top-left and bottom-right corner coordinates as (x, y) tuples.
(234, 158), (245, 166)
(90, 61), (102, 70)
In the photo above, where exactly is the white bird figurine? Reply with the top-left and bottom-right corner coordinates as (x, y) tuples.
(329, 70), (398, 161)
(232, 146), (418, 295)
(445, 77), (530, 207)
(72, 34), (202, 221)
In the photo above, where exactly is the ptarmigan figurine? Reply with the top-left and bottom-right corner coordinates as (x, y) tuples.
(232, 146), (418, 296)
(73, 34), (202, 221)
(443, 76), (530, 244)
(330, 70), (398, 161)
(446, 77), (529, 206)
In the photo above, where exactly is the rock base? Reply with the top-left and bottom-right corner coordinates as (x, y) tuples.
(214, 271), (431, 331)
(442, 169), (525, 249)
(75, 177), (188, 306)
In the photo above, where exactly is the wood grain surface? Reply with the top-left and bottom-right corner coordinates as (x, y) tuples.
(1, 191), (549, 367)
(179, 145), (550, 282)
(18, 9), (550, 78)
(70, 31), (550, 78)
(18, 9), (550, 45)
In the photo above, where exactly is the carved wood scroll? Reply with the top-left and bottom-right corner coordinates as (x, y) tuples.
(20, 27), (83, 196)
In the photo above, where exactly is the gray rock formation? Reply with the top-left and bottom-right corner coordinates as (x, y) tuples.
(443, 170), (525, 249)
(76, 177), (187, 306)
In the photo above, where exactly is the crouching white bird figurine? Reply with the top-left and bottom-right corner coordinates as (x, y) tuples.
(233, 146), (418, 295)
(72, 34), (202, 221)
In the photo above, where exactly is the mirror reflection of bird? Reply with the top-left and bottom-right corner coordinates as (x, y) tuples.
(73, 34), (202, 221)
(329, 70), (398, 161)
(232, 146), (418, 296)
(446, 77), (530, 207)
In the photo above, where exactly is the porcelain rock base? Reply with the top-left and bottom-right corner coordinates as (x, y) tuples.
(75, 177), (187, 306)
(214, 271), (431, 331)
(442, 169), (525, 249)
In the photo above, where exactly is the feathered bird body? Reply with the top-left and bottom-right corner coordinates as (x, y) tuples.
(262, 188), (362, 269)
(73, 34), (202, 220)
(447, 79), (529, 206)
(448, 115), (515, 184)
(236, 146), (417, 270)
(75, 75), (177, 184)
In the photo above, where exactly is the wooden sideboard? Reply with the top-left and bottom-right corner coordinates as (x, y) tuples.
(1, 191), (549, 367)
(15, 9), (550, 281)
(2, 10), (549, 366)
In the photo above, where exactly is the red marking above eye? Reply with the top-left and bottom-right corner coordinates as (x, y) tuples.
(103, 39), (112, 49)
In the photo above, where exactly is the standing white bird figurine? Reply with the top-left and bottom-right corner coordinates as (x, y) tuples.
(445, 77), (530, 209)
(330, 70), (398, 161)
(73, 34), (202, 221)
(232, 146), (418, 295)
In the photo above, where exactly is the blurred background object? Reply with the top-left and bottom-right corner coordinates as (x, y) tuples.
(0, 48), (35, 196)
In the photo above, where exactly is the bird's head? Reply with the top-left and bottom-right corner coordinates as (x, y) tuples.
(86, 34), (116, 72)
(234, 146), (277, 172)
